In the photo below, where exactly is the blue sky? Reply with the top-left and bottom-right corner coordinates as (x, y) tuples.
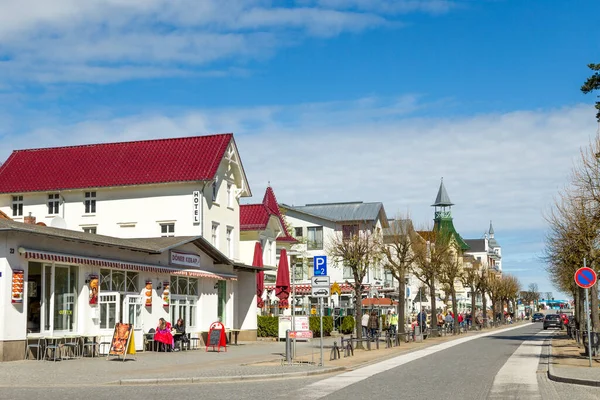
(1, 0), (599, 298)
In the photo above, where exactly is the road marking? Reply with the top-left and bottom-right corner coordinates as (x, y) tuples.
(296, 324), (527, 400)
(488, 330), (552, 399)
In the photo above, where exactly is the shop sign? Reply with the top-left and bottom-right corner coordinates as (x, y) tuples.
(170, 251), (200, 268)
(193, 191), (201, 224)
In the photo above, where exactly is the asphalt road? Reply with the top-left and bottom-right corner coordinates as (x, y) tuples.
(4, 324), (600, 400)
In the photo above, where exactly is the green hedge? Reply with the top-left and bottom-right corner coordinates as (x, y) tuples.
(257, 316), (278, 337)
(309, 316), (334, 336)
(340, 316), (355, 334)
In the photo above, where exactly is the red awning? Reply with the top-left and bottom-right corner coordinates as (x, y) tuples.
(21, 248), (236, 280)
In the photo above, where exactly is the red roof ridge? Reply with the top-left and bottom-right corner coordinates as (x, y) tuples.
(8, 133), (233, 154)
(0, 133), (236, 193)
(240, 186), (297, 243)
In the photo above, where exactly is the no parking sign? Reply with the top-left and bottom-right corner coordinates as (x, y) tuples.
(574, 267), (597, 289)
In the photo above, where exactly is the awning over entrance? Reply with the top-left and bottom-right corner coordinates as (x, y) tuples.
(20, 248), (236, 280)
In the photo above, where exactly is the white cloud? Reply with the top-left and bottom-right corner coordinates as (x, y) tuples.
(2, 97), (595, 235)
(0, 0), (448, 84)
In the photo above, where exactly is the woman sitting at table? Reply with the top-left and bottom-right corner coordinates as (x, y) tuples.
(153, 318), (174, 351)
(173, 318), (189, 351)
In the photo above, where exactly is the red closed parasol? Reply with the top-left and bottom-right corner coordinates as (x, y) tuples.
(253, 242), (264, 307)
(275, 248), (290, 308)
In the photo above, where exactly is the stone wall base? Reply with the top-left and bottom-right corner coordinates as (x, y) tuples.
(0, 340), (25, 362)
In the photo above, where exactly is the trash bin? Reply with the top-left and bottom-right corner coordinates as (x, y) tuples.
(414, 326), (423, 343)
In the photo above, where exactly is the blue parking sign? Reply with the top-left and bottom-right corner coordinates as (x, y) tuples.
(313, 256), (327, 276)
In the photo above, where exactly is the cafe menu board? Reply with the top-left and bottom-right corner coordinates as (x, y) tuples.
(11, 270), (24, 304)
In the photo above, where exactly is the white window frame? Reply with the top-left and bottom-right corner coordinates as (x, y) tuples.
(123, 295), (143, 329)
(47, 193), (60, 215)
(307, 226), (324, 250)
(226, 226), (233, 258)
(82, 226), (97, 234)
(211, 222), (219, 247)
(12, 195), (23, 217)
(99, 292), (120, 331)
(84, 191), (96, 214)
(160, 223), (175, 237)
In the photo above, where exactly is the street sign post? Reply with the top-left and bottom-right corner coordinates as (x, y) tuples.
(311, 276), (330, 287)
(575, 260), (597, 367)
(313, 255), (327, 276)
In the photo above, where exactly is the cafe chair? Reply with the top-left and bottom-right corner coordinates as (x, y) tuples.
(24, 336), (44, 360)
(45, 338), (62, 362)
(63, 335), (80, 359)
(144, 328), (156, 352)
(82, 336), (99, 358)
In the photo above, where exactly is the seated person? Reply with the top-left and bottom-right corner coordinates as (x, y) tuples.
(173, 318), (189, 351)
(153, 318), (174, 351)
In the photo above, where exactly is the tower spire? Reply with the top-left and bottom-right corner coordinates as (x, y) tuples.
(489, 220), (495, 237)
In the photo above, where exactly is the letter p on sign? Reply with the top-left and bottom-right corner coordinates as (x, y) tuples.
(313, 256), (327, 276)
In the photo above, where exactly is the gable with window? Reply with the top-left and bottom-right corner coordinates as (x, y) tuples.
(307, 226), (323, 250)
(342, 224), (359, 240)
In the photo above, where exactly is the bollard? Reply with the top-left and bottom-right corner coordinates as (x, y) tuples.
(285, 330), (291, 364)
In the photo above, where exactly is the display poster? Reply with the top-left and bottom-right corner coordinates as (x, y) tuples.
(144, 280), (152, 307)
(162, 281), (170, 306)
(11, 270), (24, 304)
(89, 275), (99, 305)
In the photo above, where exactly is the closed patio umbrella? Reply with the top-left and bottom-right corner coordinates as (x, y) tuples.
(275, 249), (290, 308)
(253, 242), (264, 307)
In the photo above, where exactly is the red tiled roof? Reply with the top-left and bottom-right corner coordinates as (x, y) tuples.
(0, 134), (233, 193)
(240, 186), (297, 243)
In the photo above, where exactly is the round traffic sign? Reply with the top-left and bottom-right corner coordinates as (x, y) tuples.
(574, 267), (597, 289)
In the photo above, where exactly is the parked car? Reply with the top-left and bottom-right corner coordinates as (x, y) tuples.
(543, 314), (562, 330)
(532, 313), (544, 322)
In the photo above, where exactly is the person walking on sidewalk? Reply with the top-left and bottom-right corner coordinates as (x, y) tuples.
(368, 311), (379, 340)
(417, 307), (428, 335)
(361, 312), (370, 338)
(389, 309), (398, 335)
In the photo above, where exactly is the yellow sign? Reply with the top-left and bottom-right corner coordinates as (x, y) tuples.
(311, 307), (317, 315)
(331, 282), (341, 296)
(127, 333), (136, 355)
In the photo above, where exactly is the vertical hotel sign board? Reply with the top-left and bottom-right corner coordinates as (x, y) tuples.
(107, 322), (135, 361)
(12, 270), (24, 304)
(193, 191), (201, 225)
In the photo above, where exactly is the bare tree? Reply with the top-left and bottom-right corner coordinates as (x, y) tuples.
(381, 218), (416, 334)
(327, 226), (381, 346)
(439, 248), (463, 334)
(461, 256), (481, 324)
(413, 226), (453, 336)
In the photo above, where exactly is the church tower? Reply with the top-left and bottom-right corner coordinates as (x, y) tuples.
(431, 178), (469, 250)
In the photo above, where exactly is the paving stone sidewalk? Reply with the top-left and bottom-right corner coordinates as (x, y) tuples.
(1, 323), (525, 387)
(549, 332), (600, 387)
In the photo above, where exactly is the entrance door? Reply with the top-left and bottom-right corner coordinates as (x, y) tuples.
(99, 292), (121, 330)
(26, 262), (42, 333)
(123, 295), (143, 351)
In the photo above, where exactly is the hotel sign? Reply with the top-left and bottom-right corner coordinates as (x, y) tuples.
(193, 191), (201, 224)
(170, 251), (201, 268)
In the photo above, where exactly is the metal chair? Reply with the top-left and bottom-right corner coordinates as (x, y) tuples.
(144, 329), (156, 352)
(45, 337), (63, 362)
(63, 336), (80, 359)
(24, 336), (44, 360)
(82, 336), (99, 357)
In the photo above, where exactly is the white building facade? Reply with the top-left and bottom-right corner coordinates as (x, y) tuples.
(0, 134), (261, 361)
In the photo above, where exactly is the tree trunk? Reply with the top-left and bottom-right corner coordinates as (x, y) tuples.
(591, 282), (599, 332)
(500, 298), (505, 324)
(451, 285), (458, 334)
(398, 277), (406, 334)
(575, 288), (582, 331)
(470, 285), (476, 327)
(429, 282), (437, 337)
(354, 286), (364, 349)
(482, 290), (488, 328)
